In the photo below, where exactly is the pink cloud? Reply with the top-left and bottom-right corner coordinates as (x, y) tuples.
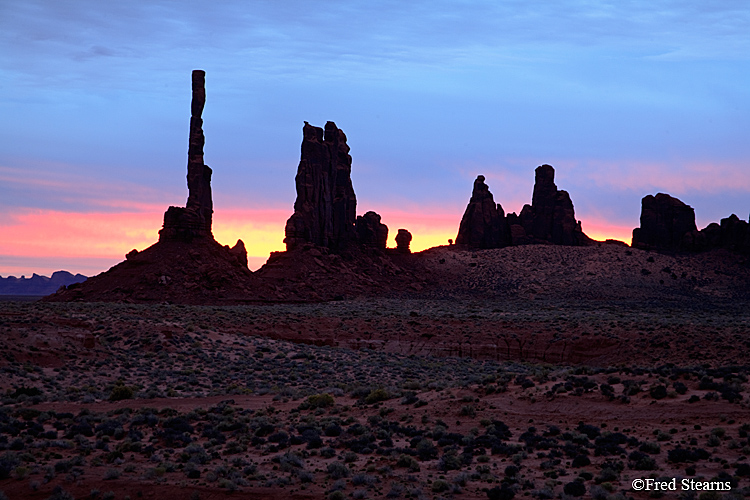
(563, 159), (750, 195)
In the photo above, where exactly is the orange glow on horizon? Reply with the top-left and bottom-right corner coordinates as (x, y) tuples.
(1, 205), (635, 276)
(578, 218), (633, 245)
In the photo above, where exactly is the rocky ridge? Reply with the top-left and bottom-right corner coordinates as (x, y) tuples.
(0, 271), (87, 296)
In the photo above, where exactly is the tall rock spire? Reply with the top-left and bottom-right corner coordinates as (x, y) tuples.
(159, 70), (214, 242)
(455, 175), (510, 248)
(284, 121), (357, 251)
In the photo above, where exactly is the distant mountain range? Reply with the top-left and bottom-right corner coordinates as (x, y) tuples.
(0, 271), (88, 296)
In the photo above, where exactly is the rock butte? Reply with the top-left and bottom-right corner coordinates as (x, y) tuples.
(632, 192), (750, 254)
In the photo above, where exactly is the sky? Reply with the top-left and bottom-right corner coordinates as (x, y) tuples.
(1, 0), (749, 276)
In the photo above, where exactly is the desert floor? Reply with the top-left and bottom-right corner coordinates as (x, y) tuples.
(2, 284), (750, 500)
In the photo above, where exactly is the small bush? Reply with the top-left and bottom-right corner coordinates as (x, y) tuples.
(459, 405), (476, 418)
(327, 461), (350, 479)
(307, 393), (335, 408)
(563, 480), (586, 497)
(104, 468), (121, 480)
(109, 383), (134, 402)
(364, 389), (390, 404)
(639, 441), (661, 454)
(431, 479), (450, 493)
(632, 456), (658, 471)
(571, 455), (590, 468)
(649, 385), (667, 399)
(396, 454), (420, 472)
(486, 485), (515, 500)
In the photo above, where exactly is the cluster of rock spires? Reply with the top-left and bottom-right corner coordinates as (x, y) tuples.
(456, 166), (749, 256)
(283, 121), (411, 253)
(456, 165), (592, 249)
(42, 70), (748, 305)
(632, 193), (750, 254)
(44, 72), (423, 304)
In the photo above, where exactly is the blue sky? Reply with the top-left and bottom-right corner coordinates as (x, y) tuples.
(1, 1), (749, 275)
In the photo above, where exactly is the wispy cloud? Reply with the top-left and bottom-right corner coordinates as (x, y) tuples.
(564, 159), (750, 195)
(0, 163), (176, 213)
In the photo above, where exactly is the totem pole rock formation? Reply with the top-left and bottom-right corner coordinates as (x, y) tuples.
(284, 121), (358, 251)
(159, 70), (214, 242)
(456, 175), (510, 248)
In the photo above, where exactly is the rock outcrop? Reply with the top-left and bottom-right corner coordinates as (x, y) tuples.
(716, 215), (750, 253)
(633, 193), (750, 254)
(159, 70), (214, 242)
(284, 122), (357, 251)
(514, 165), (592, 246)
(395, 229), (413, 253)
(229, 239), (248, 268)
(632, 193), (697, 251)
(355, 211), (388, 248)
(456, 175), (510, 248)
(456, 166), (591, 248)
(44, 71), (263, 305)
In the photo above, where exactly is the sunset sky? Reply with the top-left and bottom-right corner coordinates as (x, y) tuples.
(2, 1), (749, 276)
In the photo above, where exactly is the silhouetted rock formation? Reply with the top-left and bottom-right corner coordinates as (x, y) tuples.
(159, 70), (213, 242)
(0, 271), (87, 296)
(456, 175), (510, 248)
(395, 229), (413, 254)
(284, 122), (357, 251)
(633, 193), (750, 254)
(632, 193), (697, 251)
(716, 215), (750, 253)
(229, 239), (248, 268)
(356, 211), (388, 248)
(456, 166), (591, 248)
(44, 71), (265, 305)
(517, 165), (592, 246)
